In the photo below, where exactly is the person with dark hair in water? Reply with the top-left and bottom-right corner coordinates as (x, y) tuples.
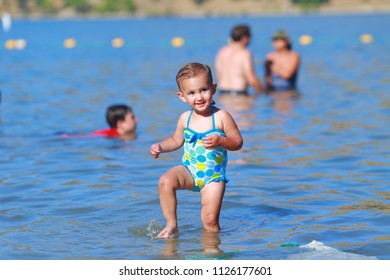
(264, 29), (300, 93)
(215, 24), (264, 96)
(92, 104), (137, 138)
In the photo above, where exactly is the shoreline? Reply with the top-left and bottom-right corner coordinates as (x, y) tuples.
(6, 9), (390, 21)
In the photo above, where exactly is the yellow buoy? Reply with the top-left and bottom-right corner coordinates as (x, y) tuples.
(171, 36), (185, 48)
(299, 35), (313, 46)
(64, 38), (76, 49)
(360, 33), (373, 44)
(15, 39), (27, 50)
(5, 39), (16, 50)
(112, 38), (125, 48)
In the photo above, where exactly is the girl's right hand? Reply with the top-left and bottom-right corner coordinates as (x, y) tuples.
(150, 143), (162, 158)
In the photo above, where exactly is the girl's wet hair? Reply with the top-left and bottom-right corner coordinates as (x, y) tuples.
(106, 104), (132, 128)
(176, 62), (213, 90)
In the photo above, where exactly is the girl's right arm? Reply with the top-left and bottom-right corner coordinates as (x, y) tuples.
(150, 112), (187, 159)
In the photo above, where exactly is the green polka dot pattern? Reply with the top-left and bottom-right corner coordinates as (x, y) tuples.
(182, 128), (228, 192)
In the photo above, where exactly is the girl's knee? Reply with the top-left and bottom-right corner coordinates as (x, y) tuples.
(158, 174), (176, 192)
(202, 213), (220, 231)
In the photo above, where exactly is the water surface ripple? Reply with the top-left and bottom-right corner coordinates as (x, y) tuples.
(0, 14), (389, 260)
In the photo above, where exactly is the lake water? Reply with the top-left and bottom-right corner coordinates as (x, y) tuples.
(0, 13), (389, 260)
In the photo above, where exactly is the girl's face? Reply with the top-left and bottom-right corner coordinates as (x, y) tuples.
(178, 73), (216, 114)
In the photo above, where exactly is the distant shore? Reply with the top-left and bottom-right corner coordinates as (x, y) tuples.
(5, 9), (390, 21)
(3, 2), (390, 20)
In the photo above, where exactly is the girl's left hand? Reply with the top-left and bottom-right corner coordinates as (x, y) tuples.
(202, 135), (222, 150)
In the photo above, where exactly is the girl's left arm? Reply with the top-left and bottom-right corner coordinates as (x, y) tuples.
(220, 111), (243, 151)
(203, 110), (243, 151)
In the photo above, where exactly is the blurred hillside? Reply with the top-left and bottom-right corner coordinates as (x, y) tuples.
(1, 0), (390, 17)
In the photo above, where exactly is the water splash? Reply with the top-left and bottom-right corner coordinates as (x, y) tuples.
(287, 240), (378, 260)
(146, 219), (163, 239)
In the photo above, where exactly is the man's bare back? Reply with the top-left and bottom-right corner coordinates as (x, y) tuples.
(215, 44), (252, 91)
(215, 24), (264, 94)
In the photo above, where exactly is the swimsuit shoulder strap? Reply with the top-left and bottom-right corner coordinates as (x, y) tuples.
(187, 107), (216, 129)
(211, 106), (216, 130)
(186, 110), (193, 128)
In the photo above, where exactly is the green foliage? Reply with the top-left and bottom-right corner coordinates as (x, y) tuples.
(65, 0), (88, 6)
(194, 0), (207, 5)
(99, 0), (117, 13)
(64, 0), (91, 13)
(36, 0), (55, 12)
(96, 0), (136, 13)
(33, 0), (137, 14)
(292, 0), (329, 10)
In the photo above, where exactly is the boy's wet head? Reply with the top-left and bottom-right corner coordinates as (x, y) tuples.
(106, 104), (133, 129)
(176, 62), (213, 92)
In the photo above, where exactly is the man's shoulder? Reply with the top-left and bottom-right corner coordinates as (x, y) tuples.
(216, 45), (230, 54)
(229, 45), (251, 56)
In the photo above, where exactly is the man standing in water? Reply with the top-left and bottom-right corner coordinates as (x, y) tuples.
(215, 24), (264, 96)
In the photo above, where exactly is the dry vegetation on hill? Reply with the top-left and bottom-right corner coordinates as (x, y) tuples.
(0, 0), (389, 17)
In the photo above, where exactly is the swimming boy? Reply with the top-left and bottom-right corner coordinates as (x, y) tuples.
(92, 104), (137, 138)
(150, 63), (243, 238)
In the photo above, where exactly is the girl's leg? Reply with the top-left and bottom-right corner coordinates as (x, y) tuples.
(158, 165), (194, 238)
(200, 181), (226, 232)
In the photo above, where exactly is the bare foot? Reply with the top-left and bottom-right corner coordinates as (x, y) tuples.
(157, 225), (178, 239)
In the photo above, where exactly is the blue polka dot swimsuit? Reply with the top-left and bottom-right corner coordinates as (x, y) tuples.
(182, 106), (229, 192)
